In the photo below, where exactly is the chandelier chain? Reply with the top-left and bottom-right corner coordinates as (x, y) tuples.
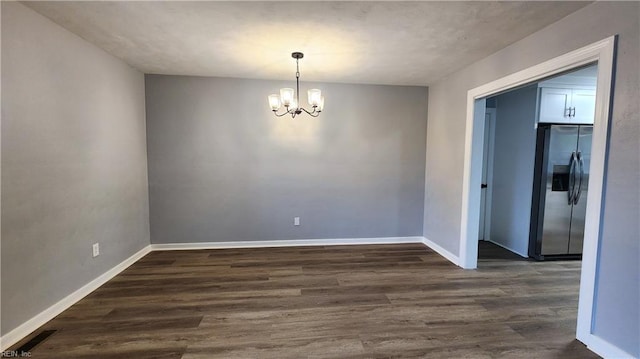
(296, 58), (300, 106)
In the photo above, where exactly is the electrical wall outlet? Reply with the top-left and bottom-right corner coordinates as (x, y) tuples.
(294, 217), (300, 226)
(92, 243), (100, 257)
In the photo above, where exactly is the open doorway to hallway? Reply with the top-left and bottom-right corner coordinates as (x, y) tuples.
(459, 35), (616, 354)
(477, 64), (598, 261)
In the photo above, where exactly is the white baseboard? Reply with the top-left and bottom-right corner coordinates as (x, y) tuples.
(0, 245), (152, 351)
(587, 334), (636, 359)
(151, 236), (425, 251)
(422, 236), (460, 266)
(484, 239), (528, 258)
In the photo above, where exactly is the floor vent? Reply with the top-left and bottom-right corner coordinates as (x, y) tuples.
(15, 329), (57, 352)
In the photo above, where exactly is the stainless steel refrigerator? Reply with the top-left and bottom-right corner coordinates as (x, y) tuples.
(529, 124), (592, 260)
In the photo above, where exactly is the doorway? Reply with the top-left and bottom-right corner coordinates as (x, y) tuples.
(458, 36), (616, 345)
(478, 65), (598, 260)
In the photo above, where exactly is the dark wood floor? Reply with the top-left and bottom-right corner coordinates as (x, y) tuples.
(478, 240), (531, 261)
(14, 242), (597, 358)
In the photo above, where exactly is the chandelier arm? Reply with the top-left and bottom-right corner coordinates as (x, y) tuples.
(300, 107), (320, 117)
(273, 108), (294, 117)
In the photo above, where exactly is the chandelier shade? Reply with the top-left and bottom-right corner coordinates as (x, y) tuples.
(308, 89), (322, 106)
(268, 52), (323, 118)
(280, 88), (294, 106)
(268, 94), (280, 110)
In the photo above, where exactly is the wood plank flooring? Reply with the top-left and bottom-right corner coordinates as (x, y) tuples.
(12, 242), (598, 358)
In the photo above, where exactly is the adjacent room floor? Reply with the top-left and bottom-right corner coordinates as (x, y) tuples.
(14, 243), (598, 358)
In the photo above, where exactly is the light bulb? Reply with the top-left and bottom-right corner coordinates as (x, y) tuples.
(280, 88), (294, 106)
(308, 89), (322, 106)
(290, 98), (298, 110)
(268, 94), (281, 110)
(317, 96), (325, 111)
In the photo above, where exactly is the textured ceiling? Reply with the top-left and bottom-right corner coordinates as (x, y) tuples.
(24, 1), (591, 86)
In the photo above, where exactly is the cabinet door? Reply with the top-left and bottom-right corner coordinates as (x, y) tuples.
(570, 89), (596, 124)
(539, 88), (572, 124)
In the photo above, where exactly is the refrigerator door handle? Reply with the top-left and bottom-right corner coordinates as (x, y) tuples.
(568, 151), (577, 205)
(574, 152), (584, 204)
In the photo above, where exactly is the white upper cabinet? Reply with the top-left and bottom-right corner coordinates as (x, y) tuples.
(538, 87), (596, 124)
(570, 89), (597, 124)
(539, 88), (572, 123)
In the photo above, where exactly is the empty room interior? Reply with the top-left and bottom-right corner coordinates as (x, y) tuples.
(1, 1), (639, 358)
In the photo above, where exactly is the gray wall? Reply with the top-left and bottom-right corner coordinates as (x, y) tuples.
(423, 2), (639, 355)
(1, 3), (150, 335)
(146, 75), (427, 243)
(488, 85), (538, 256)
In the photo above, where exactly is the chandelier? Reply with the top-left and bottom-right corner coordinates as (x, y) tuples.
(268, 52), (324, 118)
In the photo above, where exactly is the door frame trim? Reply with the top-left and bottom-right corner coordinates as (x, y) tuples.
(458, 36), (616, 344)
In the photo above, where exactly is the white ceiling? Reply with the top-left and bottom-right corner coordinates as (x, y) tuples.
(24, 1), (591, 86)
